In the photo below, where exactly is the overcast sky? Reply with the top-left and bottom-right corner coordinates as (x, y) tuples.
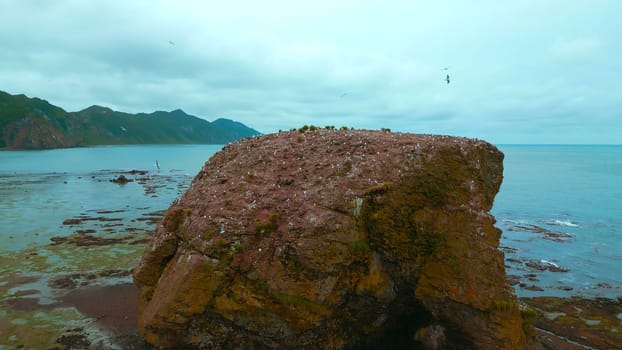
(1, 1), (620, 143)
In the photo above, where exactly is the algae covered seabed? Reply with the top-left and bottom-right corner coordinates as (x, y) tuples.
(0, 169), (192, 349)
(522, 296), (622, 349)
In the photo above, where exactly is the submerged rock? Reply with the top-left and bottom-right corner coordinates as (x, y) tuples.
(522, 296), (622, 349)
(133, 130), (534, 349)
(111, 174), (133, 184)
(62, 218), (82, 225)
(525, 259), (570, 273)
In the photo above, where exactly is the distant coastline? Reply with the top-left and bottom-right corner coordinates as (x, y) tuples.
(0, 90), (261, 150)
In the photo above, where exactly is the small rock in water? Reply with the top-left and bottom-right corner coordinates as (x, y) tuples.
(111, 175), (133, 184)
(556, 285), (574, 291)
(62, 218), (82, 225)
(525, 259), (569, 272)
(507, 275), (521, 285)
(520, 283), (545, 291)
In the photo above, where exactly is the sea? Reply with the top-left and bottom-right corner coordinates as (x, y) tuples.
(492, 145), (622, 298)
(0, 145), (223, 251)
(0, 144), (620, 312)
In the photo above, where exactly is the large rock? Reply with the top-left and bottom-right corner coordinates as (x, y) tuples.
(133, 130), (533, 349)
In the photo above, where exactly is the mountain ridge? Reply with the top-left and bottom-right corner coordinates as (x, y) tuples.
(0, 90), (261, 150)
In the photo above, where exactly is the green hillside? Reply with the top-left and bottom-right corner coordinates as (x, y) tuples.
(0, 90), (260, 149)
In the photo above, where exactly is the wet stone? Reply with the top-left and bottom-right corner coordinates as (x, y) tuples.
(50, 234), (130, 247)
(556, 285), (574, 291)
(507, 275), (521, 285)
(520, 284), (545, 291)
(525, 260), (569, 273)
(55, 328), (91, 350)
(111, 175), (133, 184)
(62, 218), (82, 225)
(504, 222), (574, 243)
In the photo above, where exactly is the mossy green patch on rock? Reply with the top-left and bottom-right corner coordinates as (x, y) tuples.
(254, 212), (280, 236)
(162, 207), (186, 233)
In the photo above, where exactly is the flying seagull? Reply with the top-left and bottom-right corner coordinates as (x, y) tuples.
(169, 40), (175, 45)
(340, 92), (348, 98)
(445, 74), (450, 84)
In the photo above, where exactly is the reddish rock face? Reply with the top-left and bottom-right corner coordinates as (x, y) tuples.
(134, 130), (532, 349)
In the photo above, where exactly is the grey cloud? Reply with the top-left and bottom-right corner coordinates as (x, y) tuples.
(1, 0), (621, 143)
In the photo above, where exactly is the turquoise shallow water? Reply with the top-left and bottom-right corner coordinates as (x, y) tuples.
(493, 145), (622, 298)
(0, 144), (224, 174)
(0, 145), (223, 251)
(1, 144), (620, 298)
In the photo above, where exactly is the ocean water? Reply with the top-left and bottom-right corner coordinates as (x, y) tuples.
(0, 145), (223, 251)
(0, 144), (223, 174)
(493, 145), (622, 298)
(0, 144), (620, 299)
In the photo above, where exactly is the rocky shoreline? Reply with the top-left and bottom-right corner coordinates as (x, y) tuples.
(25, 283), (621, 350)
(498, 219), (622, 298)
(8, 282), (617, 349)
(523, 296), (622, 349)
(0, 170), (192, 349)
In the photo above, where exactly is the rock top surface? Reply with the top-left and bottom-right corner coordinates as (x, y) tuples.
(134, 129), (533, 349)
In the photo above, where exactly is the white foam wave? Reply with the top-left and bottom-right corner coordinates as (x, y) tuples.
(546, 219), (579, 227)
(540, 259), (560, 268)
